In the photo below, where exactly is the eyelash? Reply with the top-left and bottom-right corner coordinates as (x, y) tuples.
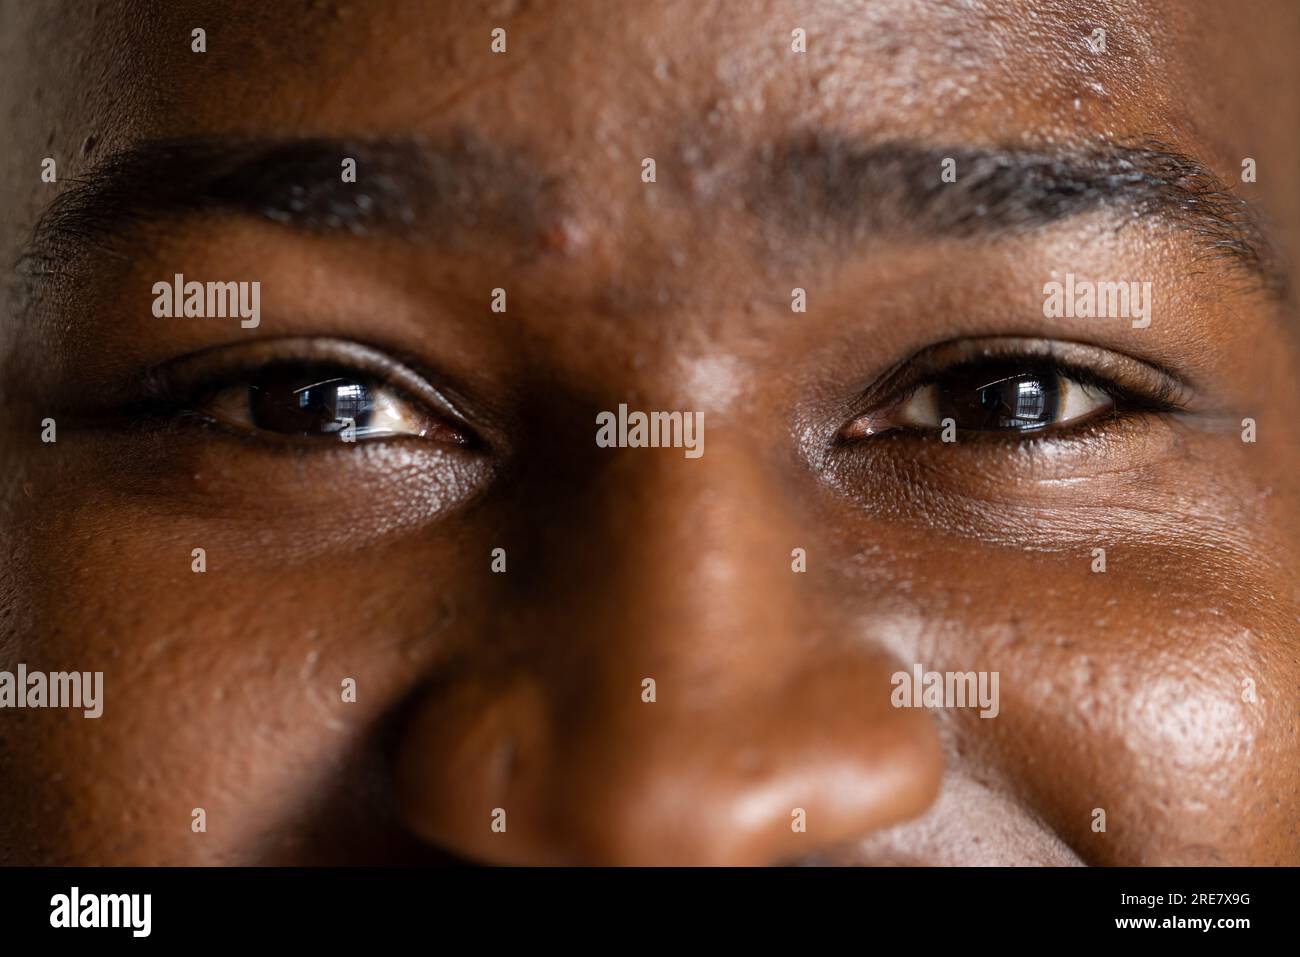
(133, 340), (1185, 455)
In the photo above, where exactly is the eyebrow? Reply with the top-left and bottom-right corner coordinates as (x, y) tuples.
(14, 132), (1284, 301)
(15, 133), (554, 289)
(750, 134), (1283, 293)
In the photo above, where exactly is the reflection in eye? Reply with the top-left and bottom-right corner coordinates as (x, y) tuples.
(199, 366), (466, 443)
(854, 358), (1117, 437)
(900, 359), (1112, 432)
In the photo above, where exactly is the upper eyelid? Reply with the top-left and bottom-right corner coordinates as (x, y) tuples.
(916, 358), (1171, 408)
(854, 337), (1193, 414)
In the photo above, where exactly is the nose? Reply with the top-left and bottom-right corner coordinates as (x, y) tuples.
(394, 433), (943, 864)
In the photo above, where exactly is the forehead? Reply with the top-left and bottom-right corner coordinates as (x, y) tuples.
(0, 0), (1257, 157)
(5, 0), (1294, 270)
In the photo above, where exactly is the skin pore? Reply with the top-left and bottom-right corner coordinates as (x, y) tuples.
(0, 0), (1297, 865)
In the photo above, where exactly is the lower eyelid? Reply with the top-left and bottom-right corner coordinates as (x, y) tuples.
(178, 407), (451, 454)
(839, 407), (1165, 460)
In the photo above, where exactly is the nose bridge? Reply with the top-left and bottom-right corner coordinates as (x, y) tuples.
(585, 431), (809, 668)
(394, 431), (944, 864)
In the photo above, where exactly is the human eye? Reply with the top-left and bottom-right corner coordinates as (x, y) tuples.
(144, 338), (474, 447)
(839, 338), (1187, 442)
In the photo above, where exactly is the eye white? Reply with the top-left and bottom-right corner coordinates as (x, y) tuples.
(362, 389), (433, 437)
(1056, 379), (1112, 424)
(894, 383), (940, 428)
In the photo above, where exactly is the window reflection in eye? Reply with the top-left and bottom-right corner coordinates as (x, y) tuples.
(198, 366), (468, 444)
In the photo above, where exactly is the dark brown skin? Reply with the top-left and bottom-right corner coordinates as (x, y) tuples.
(0, 0), (1297, 865)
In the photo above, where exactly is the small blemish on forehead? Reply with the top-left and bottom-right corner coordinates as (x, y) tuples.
(537, 213), (591, 258)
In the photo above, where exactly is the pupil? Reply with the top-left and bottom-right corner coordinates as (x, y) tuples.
(249, 373), (375, 435)
(937, 361), (1061, 431)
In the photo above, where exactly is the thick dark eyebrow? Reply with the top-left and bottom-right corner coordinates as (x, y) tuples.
(14, 132), (1285, 303)
(15, 133), (553, 290)
(750, 134), (1284, 295)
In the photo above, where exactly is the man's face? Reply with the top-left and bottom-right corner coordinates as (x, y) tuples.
(0, 0), (1296, 865)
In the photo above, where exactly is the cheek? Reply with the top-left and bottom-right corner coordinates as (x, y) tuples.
(0, 484), (484, 863)
(840, 525), (1299, 865)
(1017, 630), (1268, 866)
